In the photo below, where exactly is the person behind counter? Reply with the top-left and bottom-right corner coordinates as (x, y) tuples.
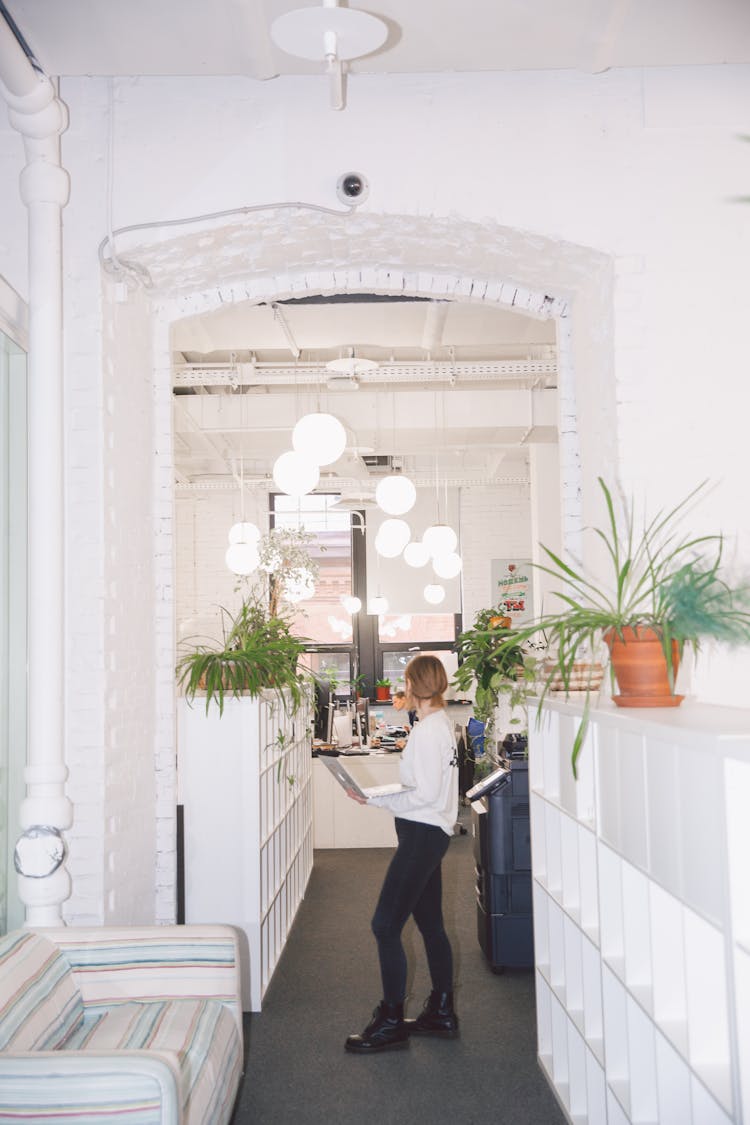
(343, 655), (459, 1053)
(392, 688), (417, 729)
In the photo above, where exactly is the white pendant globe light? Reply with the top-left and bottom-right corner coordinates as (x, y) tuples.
(433, 551), (463, 580)
(368, 594), (389, 615)
(375, 473), (417, 516)
(340, 594), (362, 614)
(423, 523), (458, 558)
(228, 521), (261, 546)
(375, 518), (411, 558)
(272, 449), (320, 497)
(403, 541), (430, 569)
(292, 412), (347, 466)
(225, 542), (260, 576)
(424, 583), (446, 605)
(284, 575), (316, 603)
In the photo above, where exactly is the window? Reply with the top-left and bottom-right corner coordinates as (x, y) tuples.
(271, 493), (459, 698)
(272, 494), (354, 646)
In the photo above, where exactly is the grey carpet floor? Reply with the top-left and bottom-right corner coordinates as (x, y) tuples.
(231, 808), (566, 1124)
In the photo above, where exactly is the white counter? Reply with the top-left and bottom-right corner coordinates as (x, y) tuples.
(312, 752), (402, 848)
(530, 697), (750, 1125)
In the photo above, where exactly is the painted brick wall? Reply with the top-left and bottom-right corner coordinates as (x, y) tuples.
(2, 64), (749, 926)
(459, 486), (532, 629)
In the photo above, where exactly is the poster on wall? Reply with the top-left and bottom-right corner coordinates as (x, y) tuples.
(490, 560), (533, 625)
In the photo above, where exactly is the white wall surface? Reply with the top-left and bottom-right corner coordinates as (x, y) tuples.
(1, 62), (748, 924)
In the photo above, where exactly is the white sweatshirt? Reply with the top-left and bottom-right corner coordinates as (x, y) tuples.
(367, 708), (459, 836)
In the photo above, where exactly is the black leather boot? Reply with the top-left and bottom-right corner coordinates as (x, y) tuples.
(345, 1001), (410, 1053)
(404, 990), (459, 1038)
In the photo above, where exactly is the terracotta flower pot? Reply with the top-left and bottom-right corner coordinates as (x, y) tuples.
(375, 686), (391, 701)
(605, 626), (684, 707)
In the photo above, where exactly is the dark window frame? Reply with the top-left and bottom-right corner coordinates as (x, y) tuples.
(270, 496), (460, 700)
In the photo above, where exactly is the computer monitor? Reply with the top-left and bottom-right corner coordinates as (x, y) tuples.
(355, 697), (370, 747)
(312, 675), (333, 742)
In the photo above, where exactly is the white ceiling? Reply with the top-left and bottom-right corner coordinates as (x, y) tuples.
(5, 0), (748, 493)
(5, 0), (750, 79)
(171, 296), (558, 491)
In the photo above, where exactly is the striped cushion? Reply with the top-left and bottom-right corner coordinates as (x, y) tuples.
(62, 998), (242, 1125)
(54, 933), (241, 1024)
(0, 931), (83, 1051)
(0, 1066), (174, 1125)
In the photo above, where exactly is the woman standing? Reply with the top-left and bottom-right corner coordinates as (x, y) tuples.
(344, 654), (459, 1053)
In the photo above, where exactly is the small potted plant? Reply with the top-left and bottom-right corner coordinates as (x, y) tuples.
(349, 673), (367, 699)
(489, 478), (750, 774)
(452, 606), (532, 750)
(375, 677), (392, 701)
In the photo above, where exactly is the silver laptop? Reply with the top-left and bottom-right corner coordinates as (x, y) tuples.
(320, 755), (414, 800)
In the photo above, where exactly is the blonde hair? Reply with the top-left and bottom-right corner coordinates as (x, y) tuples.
(404, 654), (448, 707)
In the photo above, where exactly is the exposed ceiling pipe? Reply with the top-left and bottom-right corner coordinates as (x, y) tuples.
(173, 358), (558, 388)
(420, 300), (449, 353)
(0, 12), (72, 925)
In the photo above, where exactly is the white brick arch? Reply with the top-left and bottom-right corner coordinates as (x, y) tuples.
(101, 209), (615, 925)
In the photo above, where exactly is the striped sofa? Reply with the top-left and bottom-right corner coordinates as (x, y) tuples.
(0, 925), (244, 1125)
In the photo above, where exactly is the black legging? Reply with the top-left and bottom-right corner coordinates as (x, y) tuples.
(371, 817), (453, 1005)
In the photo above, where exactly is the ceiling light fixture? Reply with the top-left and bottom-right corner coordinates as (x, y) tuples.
(340, 594), (362, 615)
(368, 594), (388, 615)
(272, 449), (320, 497)
(375, 518), (411, 558)
(376, 472), (417, 516)
(226, 461), (262, 575)
(270, 0), (388, 112)
(226, 542), (260, 576)
(403, 541), (430, 568)
(228, 521), (261, 547)
(326, 352), (379, 378)
(292, 412), (347, 466)
(432, 551), (463, 580)
(423, 523), (458, 559)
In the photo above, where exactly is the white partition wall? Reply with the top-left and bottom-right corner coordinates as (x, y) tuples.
(530, 698), (750, 1124)
(178, 691), (313, 1011)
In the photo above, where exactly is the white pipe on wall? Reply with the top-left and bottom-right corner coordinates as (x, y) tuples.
(0, 19), (72, 924)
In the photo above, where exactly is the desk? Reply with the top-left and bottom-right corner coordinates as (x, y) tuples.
(312, 753), (402, 848)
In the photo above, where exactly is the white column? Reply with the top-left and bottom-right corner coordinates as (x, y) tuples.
(0, 30), (72, 923)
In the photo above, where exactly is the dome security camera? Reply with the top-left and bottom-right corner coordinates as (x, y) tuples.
(336, 172), (369, 206)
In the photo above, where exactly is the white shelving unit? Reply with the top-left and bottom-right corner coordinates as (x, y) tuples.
(530, 698), (750, 1124)
(178, 691), (313, 1011)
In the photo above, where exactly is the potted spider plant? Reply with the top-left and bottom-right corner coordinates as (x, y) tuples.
(375, 677), (392, 701)
(176, 526), (318, 715)
(488, 478), (750, 775)
(452, 606), (531, 750)
(176, 596), (307, 715)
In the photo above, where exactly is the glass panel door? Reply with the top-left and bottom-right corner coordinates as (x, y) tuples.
(0, 328), (27, 934)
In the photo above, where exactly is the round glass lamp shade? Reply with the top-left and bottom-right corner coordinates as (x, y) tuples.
(375, 474), (417, 516)
(284, 575), (316, 603)
(292, 413), (347, 466)
(228, 521), (261, 546)
(432, 551), (463, 579)
(403, 541), (430, 568)
(424, 583), (446, 605)
(423, 523), (458, 558)
(272, 449), (320, 497)
(341, 594), (362, 614)
(375, 518), (411, 558)
(368, 594), (389, 615)
(225, 542), (260, 576)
